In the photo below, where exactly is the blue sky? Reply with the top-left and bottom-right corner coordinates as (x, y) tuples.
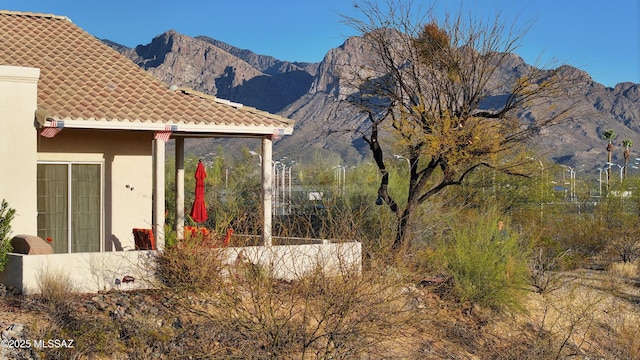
(1, 0), (638, 87)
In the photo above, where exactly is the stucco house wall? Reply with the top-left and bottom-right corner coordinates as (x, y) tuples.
(0, 65), (40, 235)
(37, 129), (154, 251)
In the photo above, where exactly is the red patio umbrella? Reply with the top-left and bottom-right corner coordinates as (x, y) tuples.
(189, 160), (208, 223)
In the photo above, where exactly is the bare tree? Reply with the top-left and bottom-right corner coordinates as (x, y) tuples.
(339, 0), (580, 251)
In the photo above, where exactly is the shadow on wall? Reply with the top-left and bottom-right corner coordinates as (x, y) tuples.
(111, 235), (124, 251)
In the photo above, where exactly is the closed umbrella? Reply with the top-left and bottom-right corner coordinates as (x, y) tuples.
(189, 160), (208, 223)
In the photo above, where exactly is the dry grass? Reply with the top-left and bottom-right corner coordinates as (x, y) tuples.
(37, 271), (78, 304)
(489, 269), (640, 359)
(608, 261), (639, 279)
(158, 250), (423, 359)
(2, 262), (640, 358)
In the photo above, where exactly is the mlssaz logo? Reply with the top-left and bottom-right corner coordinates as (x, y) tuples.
(34, 339), (75, 348)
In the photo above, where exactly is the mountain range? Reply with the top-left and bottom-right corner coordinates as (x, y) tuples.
(104, 31), (640, 170)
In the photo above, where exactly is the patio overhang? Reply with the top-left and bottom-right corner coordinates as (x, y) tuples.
(35, 111), (293, 137)
(35, 103), (293, 250)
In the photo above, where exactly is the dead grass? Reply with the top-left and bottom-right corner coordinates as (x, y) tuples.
(608, 261), (639, 279)
(1, 268), (639, 359)
(490, 269), (640, 359)
(37, 271), (78, 305)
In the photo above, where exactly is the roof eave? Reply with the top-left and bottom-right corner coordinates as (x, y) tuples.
(37, 117), (294, 136)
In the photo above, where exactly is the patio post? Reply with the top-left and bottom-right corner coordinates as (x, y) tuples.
(152, 138), (165, 250)
(262, 137), (273, 246)
(175, 137), (185, 240)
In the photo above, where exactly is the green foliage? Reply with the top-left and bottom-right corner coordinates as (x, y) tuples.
(164, 148), (261, 235)
(0, 199), (15, 272)
(163, 224), (178, 249)
(454, 165), (550, 215)
(597, 195), (640, 263)
(523, 209), (603, 270)
(601, 129), (616, 142)
(438, 208), (529, 312)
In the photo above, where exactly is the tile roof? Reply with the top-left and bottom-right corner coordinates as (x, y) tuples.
(0, 10), (294, 136)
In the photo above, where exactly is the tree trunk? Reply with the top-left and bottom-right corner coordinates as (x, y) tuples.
(607, 142), (614, 185)
(392, 207), (412, 252)
(623, 149), (630, 180)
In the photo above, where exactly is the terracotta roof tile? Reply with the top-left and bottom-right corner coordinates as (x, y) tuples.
(0, 10), (294, 135)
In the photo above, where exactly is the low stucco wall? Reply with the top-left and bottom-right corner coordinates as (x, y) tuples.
(224, 242), (362, 280)
(0, 241), (362, 295)
(0, 251), (157, 295)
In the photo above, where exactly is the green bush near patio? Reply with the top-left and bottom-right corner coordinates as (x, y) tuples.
(0, 199), (15, 272)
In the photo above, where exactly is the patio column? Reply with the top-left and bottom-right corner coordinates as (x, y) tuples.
(175, 138), (185, 240)
(152, 138), (165, 250)
(262, 137), (273, 246)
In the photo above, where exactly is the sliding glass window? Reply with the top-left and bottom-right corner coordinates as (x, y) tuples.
(37, 162), (102, 253)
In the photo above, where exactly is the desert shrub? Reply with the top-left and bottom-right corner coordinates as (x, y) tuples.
(529, 245), (571, 294)
(529, 279), (609, 360)
(164, 248), (421, 359)
(164, 224), (178, 248)
(608, 312), (640, 359)
(30, 271), (81, 350)
(608, 232), (640, 264)
(596, 195), (640, 264)
(603, 214), (640, 264)
(29, 313), (126, 359)
(518, 208), (606, 271)
(438, 209), (529, 312)
(0, 199), (15, 271)
(212, 267), (417, 358)
(322, 195), (395, 249)
(154, 233), (225, 292)
(305, 271), (417, 358)
(37, 271), (78, 307)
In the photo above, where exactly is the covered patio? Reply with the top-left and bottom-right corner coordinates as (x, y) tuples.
(157, 94), (285, 250)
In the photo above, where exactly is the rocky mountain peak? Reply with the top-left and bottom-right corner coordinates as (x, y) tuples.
(129, 31), (263, 94)
(195, 36), (319, 77)
(113, 31), (316, 114)
(106, 30), (640, 168)
(309, 36), (375, 97)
